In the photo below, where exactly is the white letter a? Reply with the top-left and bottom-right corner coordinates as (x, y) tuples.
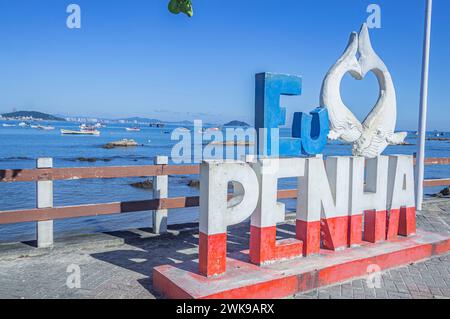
(66, 4), (81, 29)
(366, 4), (381, 29)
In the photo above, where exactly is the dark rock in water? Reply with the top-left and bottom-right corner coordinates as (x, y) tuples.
(438, 186), (450, 197)
(130, 179), (153, 190)
(187, 179), (200, 188)
(70, 157), (112, 163)
(77, 157), (97, 163)
(103, 139), (139, 149)
(427, 138), (450, 142)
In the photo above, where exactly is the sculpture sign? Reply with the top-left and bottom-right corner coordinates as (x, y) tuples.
(153, 24), (445, 300)
(199, 155), (416, 276)
(198, 24), (415, 277)
(322, 24), (407, 158)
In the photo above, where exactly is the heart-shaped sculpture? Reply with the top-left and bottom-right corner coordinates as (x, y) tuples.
(320, 23), (407, 158)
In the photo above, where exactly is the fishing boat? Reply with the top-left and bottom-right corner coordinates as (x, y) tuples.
(61, 125), (100, 136)
(126, 127), (141, 132)
(61, 129), (100, 136)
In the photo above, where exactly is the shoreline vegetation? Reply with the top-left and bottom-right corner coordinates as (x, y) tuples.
(1, 111), (66, 122)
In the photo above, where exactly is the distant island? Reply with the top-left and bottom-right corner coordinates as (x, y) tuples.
(1, 111), (66, 122)
(223, 120), (250, 127)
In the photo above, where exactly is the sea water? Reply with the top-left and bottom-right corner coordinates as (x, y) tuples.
(0, 121), (448, 243)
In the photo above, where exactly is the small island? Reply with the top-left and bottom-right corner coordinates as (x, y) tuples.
(1, 111), (66, 122)
(223, 120), (250, 127)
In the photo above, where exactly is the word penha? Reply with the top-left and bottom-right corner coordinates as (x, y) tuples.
(198, 155), (415, 277)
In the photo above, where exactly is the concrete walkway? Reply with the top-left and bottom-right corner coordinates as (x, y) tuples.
(0, 198), (449, 299)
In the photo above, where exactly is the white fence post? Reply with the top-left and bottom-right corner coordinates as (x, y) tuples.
(153, 156), (169, 234)
(36, 158), (54, 248)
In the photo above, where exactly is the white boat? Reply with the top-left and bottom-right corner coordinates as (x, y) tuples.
(126, 127), (141, 132)
(37, 125), (55, 130)
(18, 122), (28, 127)
(61, 128), (100, 136)
(2, 123), (15, 127)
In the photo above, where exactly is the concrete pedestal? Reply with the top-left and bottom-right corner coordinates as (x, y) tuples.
(154, 230), (450, 299)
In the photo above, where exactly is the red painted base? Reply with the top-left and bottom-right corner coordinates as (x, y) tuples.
(199, 232), (227, 277)
(386, 209), (400, 241)
(296, 220), (321, 256)
(153, 230), (450, 299)
(321, 216), (349, 251)
(399, 207), (417, 237)
(348, 214), (363, 246)
(249, 225), (303, 265)
(364, 210), (387, 243)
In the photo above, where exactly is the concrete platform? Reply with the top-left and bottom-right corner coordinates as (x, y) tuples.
(154, 230), (450, 299)
(0, 233), (124, 261)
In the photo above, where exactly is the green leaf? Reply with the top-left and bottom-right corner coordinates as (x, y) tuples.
(168, 0), (193, 17)
(168, 0), (180, 14)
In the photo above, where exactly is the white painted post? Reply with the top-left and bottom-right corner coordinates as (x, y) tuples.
(153, 156), (169, 234)
(415, 0), (433, 210)
(36, 158), (54, 248)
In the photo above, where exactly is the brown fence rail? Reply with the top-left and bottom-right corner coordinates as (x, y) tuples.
(0, 165), (200, 183)
(0, 158), (448, 226)
(1, 158), (448, 183)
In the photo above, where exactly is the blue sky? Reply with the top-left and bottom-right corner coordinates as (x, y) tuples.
(0, 0), (448, 129)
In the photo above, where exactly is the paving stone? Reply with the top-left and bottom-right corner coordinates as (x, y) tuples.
(351, 279), (364, 288)
(341, 287), (353, 298)
(318, 292), (331, 299)
(0, 199), (449, 299)
(388, 291), (412, 299)
(395, 282), (409, 294)
(440, 288), (450, 297)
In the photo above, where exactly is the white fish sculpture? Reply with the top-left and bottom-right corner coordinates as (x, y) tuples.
(320, 23), (407, 158)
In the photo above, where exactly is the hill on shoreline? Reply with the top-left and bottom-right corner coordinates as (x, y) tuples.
(224, 120), (250, 127)
(1, 111), (66, 122)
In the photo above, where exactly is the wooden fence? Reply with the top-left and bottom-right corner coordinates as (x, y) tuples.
(0, 157), (449, 247)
